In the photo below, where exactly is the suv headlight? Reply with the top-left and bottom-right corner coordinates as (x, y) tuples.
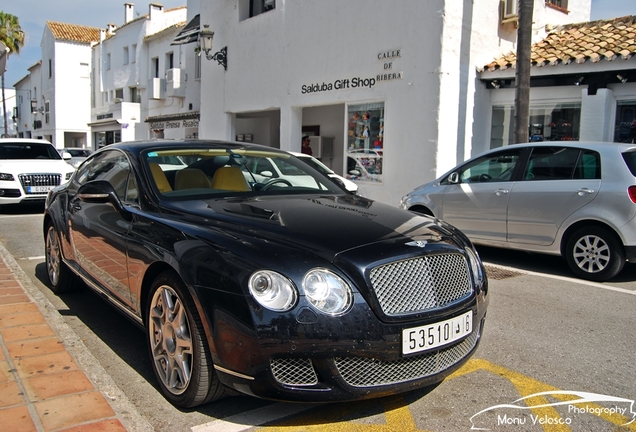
(303, 269), (352, 316)
(0, 173), (15, 181)
(249, 270), (297, 312)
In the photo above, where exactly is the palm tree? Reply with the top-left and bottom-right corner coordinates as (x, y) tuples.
(0, 12), (25, 137)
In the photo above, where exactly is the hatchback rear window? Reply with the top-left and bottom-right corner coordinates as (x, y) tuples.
(622, 151), (636, 177)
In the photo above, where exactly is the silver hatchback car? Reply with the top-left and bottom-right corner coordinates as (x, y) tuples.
(400, 142), (636, 281)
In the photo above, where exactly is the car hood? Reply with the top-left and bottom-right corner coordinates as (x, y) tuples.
(0, 159), (75, 174)
(164, 194), (463, 262)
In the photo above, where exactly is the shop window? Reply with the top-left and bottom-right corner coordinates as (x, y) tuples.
(614, 101), (636, 143)
(346, 102), (384, 183)
(490, 103), (581, 148)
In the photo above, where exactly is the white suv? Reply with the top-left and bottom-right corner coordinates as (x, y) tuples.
(0, 138), (76, 205)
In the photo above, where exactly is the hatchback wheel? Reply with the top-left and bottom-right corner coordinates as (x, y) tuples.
(146, 271), (226, 408)
(565, 226), (625, 282)
(45, 224), (79, 293)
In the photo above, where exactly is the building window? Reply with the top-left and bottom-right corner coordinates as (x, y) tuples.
(130, 87), (140, 103)
(166, 52), (174, 72)
(346, 102), (384, 183)
(115, 88), (124, 101)
(490, 103), (581, 148)
(546, 0), (568, 12)
(106, 53), (111, 70)
(131, 44), (137, 63)
(195, 53), (201, 80)
(45, 101), (50, 124)
(48, 59), (52, 78)
(152, 57), (159, 78)
(123, 46), (129, 65)
(240, 0), (275, 20)
(615, 101), (636, 143)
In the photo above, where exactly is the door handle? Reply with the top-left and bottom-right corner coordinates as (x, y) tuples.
(577, 188), (595, 196)
(495, 189), (509, 196)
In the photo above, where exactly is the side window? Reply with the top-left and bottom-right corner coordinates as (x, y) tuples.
(524, 147), (580, 181)
(74, 150), (131, 200)
(448, 149), (521, 184)
(574, 150), (601, 179)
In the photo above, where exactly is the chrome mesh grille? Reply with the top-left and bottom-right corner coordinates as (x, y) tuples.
(335, 329), (478, 387)
(270, 358), (318, 386)
(369, 254), (472, 316)
(18, 174), (61, 194)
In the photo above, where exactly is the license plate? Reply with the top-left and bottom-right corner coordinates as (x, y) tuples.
(402, 312), (472, 355)
(27, 186), (54, 193)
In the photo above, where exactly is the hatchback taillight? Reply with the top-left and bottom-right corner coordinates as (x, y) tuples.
(629, 186), (636, 203)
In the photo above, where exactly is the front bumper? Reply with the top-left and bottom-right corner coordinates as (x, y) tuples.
(213, 295), (488, 402)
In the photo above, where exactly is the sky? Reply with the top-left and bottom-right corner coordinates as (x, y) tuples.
(2, 0), (636, 88)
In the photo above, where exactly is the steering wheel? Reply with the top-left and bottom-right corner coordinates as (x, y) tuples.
(262, 178), (293, 190)
(478, 173), (492, 182)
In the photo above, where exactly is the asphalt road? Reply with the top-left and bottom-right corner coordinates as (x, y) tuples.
(1, 203), (635, 431)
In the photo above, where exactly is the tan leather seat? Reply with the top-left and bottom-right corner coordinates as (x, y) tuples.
(210, 166), (250, 191)
(175, 168), (211, 190)
(149, 163), (172, 193)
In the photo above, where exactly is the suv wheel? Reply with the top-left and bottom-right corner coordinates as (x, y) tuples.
(565, 226), (625, 282)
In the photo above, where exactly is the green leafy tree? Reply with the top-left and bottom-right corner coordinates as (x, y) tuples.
(0, 12), (25, 137)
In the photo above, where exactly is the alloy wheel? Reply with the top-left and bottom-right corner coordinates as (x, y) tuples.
(571, 234), (610, 274)
(148, 285), (193, 395)
(45, 226), (61, 287)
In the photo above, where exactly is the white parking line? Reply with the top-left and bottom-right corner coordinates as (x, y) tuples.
(191, 403), (316, 432)
(484, 262), (636, 295)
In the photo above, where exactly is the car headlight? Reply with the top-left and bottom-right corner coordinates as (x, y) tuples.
(0, 173), (14, 181)
(249, 270), (297, 312)
(465, 247), (485, 286)
(303, 269), (352, 316)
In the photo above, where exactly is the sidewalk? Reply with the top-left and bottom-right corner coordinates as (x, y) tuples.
(0, 242), (152, 431)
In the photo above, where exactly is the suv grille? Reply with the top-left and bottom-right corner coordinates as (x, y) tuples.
(369, 254), (472, 316)
(335, 328), (478, 387)
(18, 174), (61, 194)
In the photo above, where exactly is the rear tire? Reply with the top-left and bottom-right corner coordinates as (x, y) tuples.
(45, 223), (80, 293)
(146, 271), (226, 408)
(565, 226), (625, 281)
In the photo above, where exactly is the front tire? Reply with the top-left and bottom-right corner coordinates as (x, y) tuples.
(45, 223), (80, 293)
(146, 271), (226, 408)
(565, 226), (625, 281)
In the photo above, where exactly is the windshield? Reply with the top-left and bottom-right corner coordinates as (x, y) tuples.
(66, 149), (92, 157)
(143, 147), (345, 200)
(0, 142), (62, 160)
(298, 156), (334, 175)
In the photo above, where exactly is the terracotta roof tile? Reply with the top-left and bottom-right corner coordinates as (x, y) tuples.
(482, 15), (636, 72)
(46, 21), (101, 44)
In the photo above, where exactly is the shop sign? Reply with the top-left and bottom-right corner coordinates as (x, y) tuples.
(97, 113), (114, 120)
(149, 119), (200, 130)
(377, 49), (403, 82)
(301, 76), (376, 94)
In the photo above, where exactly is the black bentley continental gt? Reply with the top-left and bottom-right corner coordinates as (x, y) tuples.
(43, 140), (488, 408)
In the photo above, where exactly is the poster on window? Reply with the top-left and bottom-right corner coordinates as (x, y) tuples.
(346, 102), (384, 183)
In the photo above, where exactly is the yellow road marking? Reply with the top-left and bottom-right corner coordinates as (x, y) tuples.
(256, 358), (636, 432)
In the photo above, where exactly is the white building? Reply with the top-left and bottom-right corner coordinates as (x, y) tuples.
(14, 22), (100, 149)
(1, 88), (16, 137)
(194, 0), (593, 204)
(89, 3), (188, 147)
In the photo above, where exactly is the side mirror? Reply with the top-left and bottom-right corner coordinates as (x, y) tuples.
(77, 180), (129, 219)
(349, 169), (361, 176)
(259, 170), (274, 178)
(448, 172), (460, 184)
(62, 151), (72, 160)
